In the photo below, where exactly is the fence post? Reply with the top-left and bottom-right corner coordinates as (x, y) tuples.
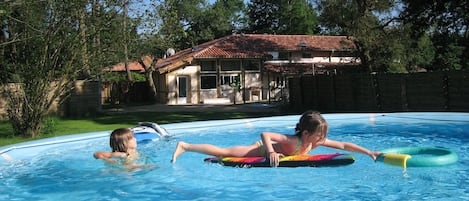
(371, 72), (381, 111)
(401, 74), (408, 111)
(299, 76), (304, 109)
(443, 73), (449, 110)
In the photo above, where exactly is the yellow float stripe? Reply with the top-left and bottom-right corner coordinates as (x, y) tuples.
(383, 153), (412, 168)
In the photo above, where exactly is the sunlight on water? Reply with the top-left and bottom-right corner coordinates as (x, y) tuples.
(0, 113), (468, 200)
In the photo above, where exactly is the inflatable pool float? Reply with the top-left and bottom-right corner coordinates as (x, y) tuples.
(377, 147), (458, 168)
(204, 153), (355, 168)
(132, 122), (171, 143)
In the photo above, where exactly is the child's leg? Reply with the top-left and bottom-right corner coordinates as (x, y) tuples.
(171, 141), (259, 163)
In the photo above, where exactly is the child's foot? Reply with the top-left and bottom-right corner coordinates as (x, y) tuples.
(171, 141), (186, 163)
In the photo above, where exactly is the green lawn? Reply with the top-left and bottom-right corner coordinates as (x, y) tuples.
(0, 111), (290, 147)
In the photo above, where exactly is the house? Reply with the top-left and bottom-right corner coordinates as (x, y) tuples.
(108, 61), (145, 73)
(153, 34), (361, 105)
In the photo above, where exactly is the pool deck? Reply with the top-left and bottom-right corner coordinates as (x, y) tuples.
(103, 103), (283, 113)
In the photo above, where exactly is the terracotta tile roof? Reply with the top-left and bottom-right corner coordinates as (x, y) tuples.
(109, 61), (145, 73)
(156, 34), (356, 73)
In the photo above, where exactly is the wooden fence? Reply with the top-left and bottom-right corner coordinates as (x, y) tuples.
(101, 81), (150, 105)
(288, 71), (469, 112)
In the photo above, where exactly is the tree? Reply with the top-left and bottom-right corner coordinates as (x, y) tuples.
(373, 26), (435, 73)
(399, 0), (468, 70)
(123, 0), (132, 81)
(203, 0), (246, 37)
(155, 0), (245, 50)
(246, 0), (280, 34)
(317, 0), (400, 72)
(246, 0), (319, 34)
(277, 0), (319, 34)
(0, 0), (141, 137)
(0, 1), (84, 137)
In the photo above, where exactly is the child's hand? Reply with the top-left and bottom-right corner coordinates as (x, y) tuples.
(269, 152), (284, 167)
(370, 151), (382, 161)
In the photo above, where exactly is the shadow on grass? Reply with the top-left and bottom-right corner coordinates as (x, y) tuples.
(93, 111), (282, 125)
(0, 111), (292, 146)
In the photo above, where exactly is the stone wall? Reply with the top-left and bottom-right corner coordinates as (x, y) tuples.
(0, 80), (101, 119)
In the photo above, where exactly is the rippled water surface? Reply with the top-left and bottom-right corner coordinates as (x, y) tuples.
(1, 113), (468, 200)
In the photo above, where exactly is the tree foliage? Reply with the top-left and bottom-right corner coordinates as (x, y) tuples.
(0, 0), (141, 137)
(155, 0), (245, 50)
(399, 0), (468, 70)
(0, 1), (84, 137)
(246, 0), (318, 34)
(317, 0), (397, 72)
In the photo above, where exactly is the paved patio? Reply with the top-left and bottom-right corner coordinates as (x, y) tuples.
(103, 103), (283, 113)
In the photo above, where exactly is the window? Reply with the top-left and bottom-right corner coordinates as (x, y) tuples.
(276, 76), (285, 88)
(200, 75), (217, 89)
(200, 60), (217, 72)
(278, 52), (289, 59)
(333, 51), (353, 57)
(312, 51), (329, 57)
(221, 75), (240, 86)
(243, 60), (260, 71)
(302, 52), (312, 58)
(220, 60), (241, 71)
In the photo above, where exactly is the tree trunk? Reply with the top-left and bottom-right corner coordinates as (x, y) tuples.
(79, 5), (90, 77)
(123, 0), (132, 81)
(140, 55), (157, 102)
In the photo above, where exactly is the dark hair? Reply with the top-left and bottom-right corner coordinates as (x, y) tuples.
(109, 128), (134, 152)
(295, 110), (328, 139)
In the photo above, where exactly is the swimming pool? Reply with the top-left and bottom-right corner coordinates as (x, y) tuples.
(1, 112), (468, 200)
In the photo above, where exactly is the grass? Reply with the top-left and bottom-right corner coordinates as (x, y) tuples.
(0, 111), (290, 147)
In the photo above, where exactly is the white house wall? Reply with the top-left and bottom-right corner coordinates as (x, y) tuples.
(262, 71), (289, 103)
(163, 53), (358, 105)
(166, 65), (199, 105)
(201, 88), (221, 103)
(288, 52), (359, 64)
(244, 73), (262, 101)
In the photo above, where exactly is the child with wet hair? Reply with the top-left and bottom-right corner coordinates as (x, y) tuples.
(172, 110), (380, 167)
(94, 128), (151, 170)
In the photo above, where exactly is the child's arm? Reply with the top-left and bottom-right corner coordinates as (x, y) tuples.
(261, 132), (289, 166)
(321, 139), (380, 160)
(93, 151), (127, 164)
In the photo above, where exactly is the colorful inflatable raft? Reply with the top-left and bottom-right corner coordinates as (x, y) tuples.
(204, 153), (355, 168)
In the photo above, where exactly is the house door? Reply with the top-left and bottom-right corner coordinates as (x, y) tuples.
(177, 76), (188, 104)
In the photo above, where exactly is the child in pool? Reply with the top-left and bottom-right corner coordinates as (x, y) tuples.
(94, 128), (152, 170)
(171, 110), (381, 167)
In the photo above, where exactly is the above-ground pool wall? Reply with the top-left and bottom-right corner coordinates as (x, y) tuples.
(1, 112), (468, 166)
(0, 131), (110, 164)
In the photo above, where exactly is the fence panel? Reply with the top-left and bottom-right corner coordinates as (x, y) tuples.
(66, 80), (100, 117)
(353, 74), (378, 111)
(101, 81), (150, 104)
(289, 71), (469, 112)
(288, 78), (303, 111)
(334, 74), (354, 110)
(447, 71), (469, 110)
(315, 75), (336, 111)
(377, 74), (407, 111)
(300, 76), (317, 109)
(405, 73), (446, 110)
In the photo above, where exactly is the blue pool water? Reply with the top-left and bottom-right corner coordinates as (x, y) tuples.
(1, 112), (468, 200)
